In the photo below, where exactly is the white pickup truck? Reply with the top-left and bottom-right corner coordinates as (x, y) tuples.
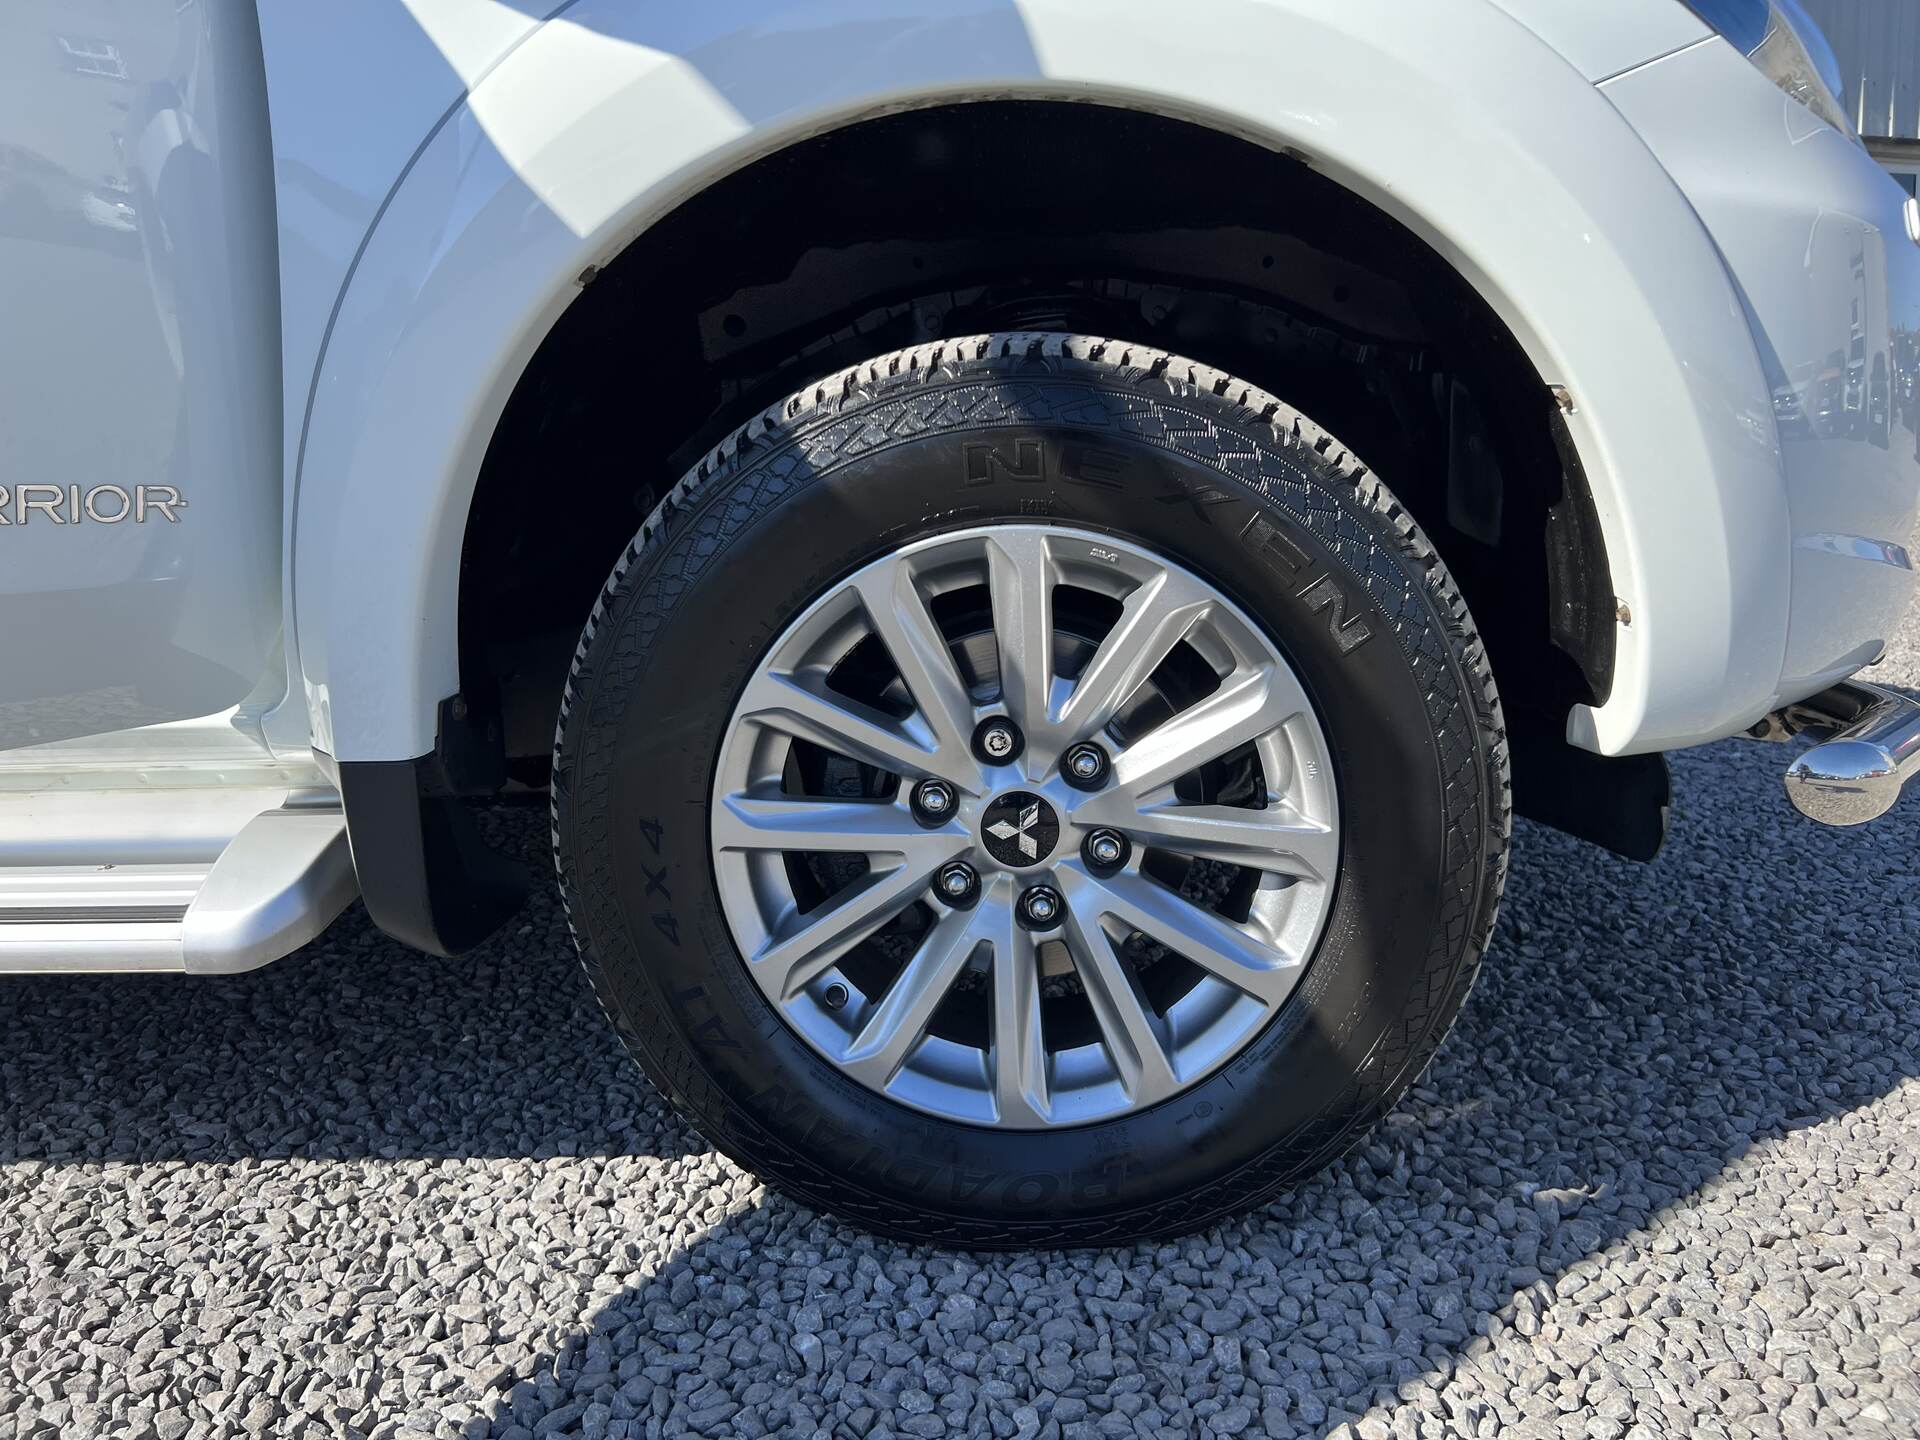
(4, 0), (1916, 1246)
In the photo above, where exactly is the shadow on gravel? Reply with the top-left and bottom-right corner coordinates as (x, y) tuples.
(0, 803), (703, 1167)
(476, 737), (1920, 1438)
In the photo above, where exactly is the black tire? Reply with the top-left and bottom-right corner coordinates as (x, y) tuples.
(552, 333), (1509, 1247)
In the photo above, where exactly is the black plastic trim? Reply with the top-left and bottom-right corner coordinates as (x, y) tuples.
(1544, 408), (1616, 706)
(0, 906), (189, 924)
(336, 754), (527, 957)
(1511, 737), (1670, 862)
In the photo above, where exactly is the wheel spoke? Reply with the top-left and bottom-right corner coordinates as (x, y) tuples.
(985, 530), (1055, 769)
(1107, 664), (1308, 801)
(713, 794), (949, 856)
(1071, 797), (1337, 881)
(851, 561), (981, 768)
(1061, 901), (1180, 1106)
(736, 670), (974, 789)
(1053, 569), (1212, 755)
(986, 898), (1050, 1125)
(841, 903), (981, 1087)
(749, 854), (958, 1000)
(1059, 866), (1301, 1004)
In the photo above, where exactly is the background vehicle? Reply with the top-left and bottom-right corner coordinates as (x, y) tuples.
(1, 0), (1916, 1245)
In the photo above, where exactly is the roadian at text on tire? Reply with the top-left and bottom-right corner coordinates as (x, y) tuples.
(551, 334), (1510, 1247)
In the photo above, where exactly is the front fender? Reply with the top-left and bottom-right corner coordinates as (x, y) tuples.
(292, 0), (1788, 764)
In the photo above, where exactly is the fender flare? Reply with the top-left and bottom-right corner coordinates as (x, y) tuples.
(292, 0), (1787, 767)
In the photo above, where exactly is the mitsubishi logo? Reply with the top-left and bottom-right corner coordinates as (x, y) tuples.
(991, 802), (1044, 858)
(980, 792), (1060, 867)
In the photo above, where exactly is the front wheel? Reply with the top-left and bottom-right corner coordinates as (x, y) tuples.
(552, 333), (1509, 1246)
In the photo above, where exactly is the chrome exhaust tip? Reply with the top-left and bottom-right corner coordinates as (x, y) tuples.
(1787, 738), (1908, 825)
(1773, 682), (1920, 827)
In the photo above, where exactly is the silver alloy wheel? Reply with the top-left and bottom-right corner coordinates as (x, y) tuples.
(710, 525), (1340, 1128)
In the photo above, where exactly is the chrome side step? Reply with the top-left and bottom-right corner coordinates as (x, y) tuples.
(1765, 681), (1920, 827)
(0, 865), (208, 972)
(0, 803), (358, 974)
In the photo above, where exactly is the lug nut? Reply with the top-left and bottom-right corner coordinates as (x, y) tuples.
(1062, 741), (1110, 789)
(973, 716), (1024, 766)
(936, 861), (980, 907)
(1083, 828), (1129, 870)
(912, 778), (957, 825)
(1017, 884), (1064, 930)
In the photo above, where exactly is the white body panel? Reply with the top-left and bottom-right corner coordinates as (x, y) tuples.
(1486, 0), (1708, 81)
(1603, 39), (1920, 706)
(254, 0), (549, 536)
(280, 0), (1821, 763)
(0, 0), (284, 751)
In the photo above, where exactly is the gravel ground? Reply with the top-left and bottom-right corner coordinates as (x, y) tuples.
(7, 672), (1920, 1439)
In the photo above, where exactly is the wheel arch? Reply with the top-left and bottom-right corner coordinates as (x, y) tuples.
(462, 98), (1611, 788)
(297, 0), (1780, 945)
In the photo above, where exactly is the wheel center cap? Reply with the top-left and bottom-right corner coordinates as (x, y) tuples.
(981, 791), (1061, 867)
